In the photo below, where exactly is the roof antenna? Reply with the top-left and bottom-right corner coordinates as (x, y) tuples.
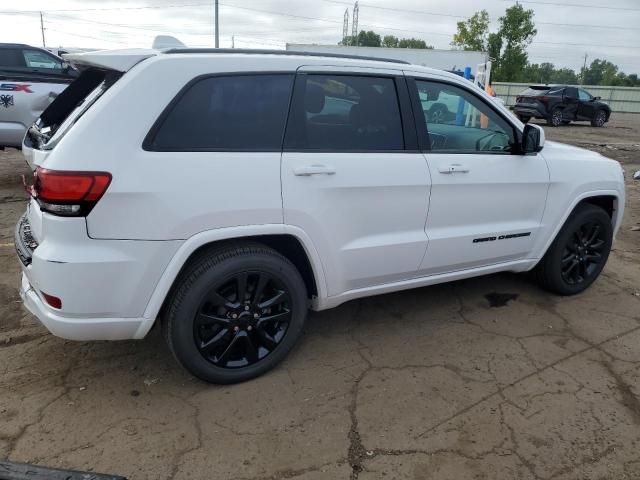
(152, 35), (186, 49)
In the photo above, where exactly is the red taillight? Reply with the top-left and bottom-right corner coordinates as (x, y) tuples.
(537, 96), (551, 102)
(33, 167), (112, 216)
(516, 96), (523, 103)
(41, 291), (62, 309)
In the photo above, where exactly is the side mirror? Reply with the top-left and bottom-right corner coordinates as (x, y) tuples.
(522, 124), (545, 153)
(594, 96), (601, 101)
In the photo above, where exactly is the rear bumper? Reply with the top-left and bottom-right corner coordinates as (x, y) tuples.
(15, 207), (182, 341)
(20, 273), (144, 340)
(513, 105), (547, 118)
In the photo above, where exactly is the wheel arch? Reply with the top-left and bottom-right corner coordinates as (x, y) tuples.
(134, 225), (327, 338)
(534, 191), (621, 265)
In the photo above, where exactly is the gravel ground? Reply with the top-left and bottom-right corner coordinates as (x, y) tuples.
(1, 115), (639, 480)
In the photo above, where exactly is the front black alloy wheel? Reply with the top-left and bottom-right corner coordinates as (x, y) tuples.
(164, 243), (308, 384)
(560, 222), (607, 286)
(534, 204), (612, 295)
(591, 110), (606, 127)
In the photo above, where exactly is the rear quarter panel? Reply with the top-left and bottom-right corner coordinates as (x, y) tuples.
(43, 55), (299, 240)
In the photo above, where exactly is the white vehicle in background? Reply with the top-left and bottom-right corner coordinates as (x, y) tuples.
(0, 43), (78, 149)
(16, 48), (625, 384)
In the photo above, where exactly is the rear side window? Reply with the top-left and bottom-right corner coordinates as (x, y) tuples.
(521, 87), (564, 97)
(0, 48), (25, 68)
(147, 74), (294, 151)
(284, 75), (404, 151)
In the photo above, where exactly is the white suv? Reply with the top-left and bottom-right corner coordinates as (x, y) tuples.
(16, 48), (625, 384)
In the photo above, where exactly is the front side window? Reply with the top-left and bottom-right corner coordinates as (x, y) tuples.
(285, 75), (404, 151)
(578, 89), (592, 101)
(149, 74), (294, 151)
(416, 80), (515, 153)
(23, 50), (63, 69)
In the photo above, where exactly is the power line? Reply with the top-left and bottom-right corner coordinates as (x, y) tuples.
(502, 0), (640, 12)
(0, 3), (211, 14)
(322, 0), (466, 19)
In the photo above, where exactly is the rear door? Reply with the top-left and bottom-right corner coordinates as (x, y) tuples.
(408, 77), (549, 275)
(281, 67), (431, 295)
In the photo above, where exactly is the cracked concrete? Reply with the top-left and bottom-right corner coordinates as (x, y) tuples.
(1, 115), (640, 479)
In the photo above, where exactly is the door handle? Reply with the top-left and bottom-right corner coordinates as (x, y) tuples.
(438, 164), (469, 174)
(293, 165), (336, 176)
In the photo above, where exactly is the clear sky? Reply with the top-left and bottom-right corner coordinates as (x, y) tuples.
(1, 0), (639, 74)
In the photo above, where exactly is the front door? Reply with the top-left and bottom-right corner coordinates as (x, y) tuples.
(577, 88), (596, 120)
(409, 78), (550, 275)
(281, 69), (431, 295)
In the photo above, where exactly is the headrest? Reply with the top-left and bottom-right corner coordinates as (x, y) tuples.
(305, 84), (326, 114)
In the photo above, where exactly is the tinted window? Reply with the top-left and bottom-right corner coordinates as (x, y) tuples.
(578, 89), (592, 101)
(149, 74), (294, 151)
(520, 87), (564, 97)
(23, 50), (62, 69)
(565, 87), (578, 99)
(285, 75), (404, 151)
(416, 80), (515, 153)
(0, 48), (25, 68)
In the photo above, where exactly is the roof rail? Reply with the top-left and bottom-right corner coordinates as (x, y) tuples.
(163, 48), (411, 65)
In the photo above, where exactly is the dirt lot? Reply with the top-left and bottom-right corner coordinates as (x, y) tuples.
(1, 115), (639, 480)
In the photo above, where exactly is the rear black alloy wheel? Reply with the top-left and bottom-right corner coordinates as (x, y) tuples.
(548, 108), (563, 127)
(534, 204), (612, 295)
(195, 271), (291, 368)
(591, 110), (606, 127)
(164, 243), (307, 384)
(560, 222), (606, 286)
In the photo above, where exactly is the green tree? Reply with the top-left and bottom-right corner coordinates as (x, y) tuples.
(343, 32), (432, 49)
(451, 10), (490, 51)
(454, 4), (536, 81)
(551, 68), (578, 85)
(398, 38), (433, 49)
(494, 3), (537, 81)
(381, 35), (399, 48)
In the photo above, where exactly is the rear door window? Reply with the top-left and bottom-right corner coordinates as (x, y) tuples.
(146, 74), (294, 151)
(284, 74), (404, 151)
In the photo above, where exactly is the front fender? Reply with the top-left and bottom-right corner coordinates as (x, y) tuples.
(531, 188), (624, 263)
(133, 224), (327, 338)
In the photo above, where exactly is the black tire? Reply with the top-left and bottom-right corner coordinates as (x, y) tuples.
(591, 110), (607, 127)
(547, 108), (563, 127)
(533, 204), (612, 296)
(163, 243), (308, 384)
(518, 115), (531, 124)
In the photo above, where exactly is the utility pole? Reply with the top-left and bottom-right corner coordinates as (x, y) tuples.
(342, 8), (349, 45)
(351, 1), (359, 46)
(39, 11), (46, 48)
(581, 53), (588, 85)
(231, 35), (235, 49)
(214, 0), (219, 48)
